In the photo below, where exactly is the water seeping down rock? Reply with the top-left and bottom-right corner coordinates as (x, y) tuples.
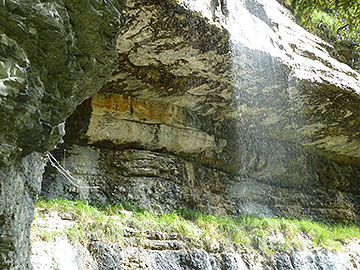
(38, 0), (360, 267)
(44, 0), (360, 221)
(0, 0), (123, 269)
(1, 0), (360, 268)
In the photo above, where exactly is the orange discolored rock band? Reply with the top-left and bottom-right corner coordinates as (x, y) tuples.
(91, 92), (186, 127)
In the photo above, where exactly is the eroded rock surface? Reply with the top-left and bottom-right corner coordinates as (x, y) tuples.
(30, 207), (360, 269)
(0, 0), (122, 166)
(31, 235), (360, 270)
(0, 153), (43, 269)
(43, 0), (360, 224)
(43, 145), (360, 222)
(0, 0), (123, 269)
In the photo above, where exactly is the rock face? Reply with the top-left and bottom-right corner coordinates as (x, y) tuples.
(0, 0), (123, 269)
(30, 207), (360, 269)
(0, 153), (44, 269)
(43, 0), (360, 224)
(31, 237), (360, 270)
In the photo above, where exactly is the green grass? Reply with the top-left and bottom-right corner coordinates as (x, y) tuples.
(32, 198), (360, 254)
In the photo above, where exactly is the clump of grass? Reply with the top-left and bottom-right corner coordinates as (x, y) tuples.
(32, 198), (124, 244)
(32, 198), (360, 255)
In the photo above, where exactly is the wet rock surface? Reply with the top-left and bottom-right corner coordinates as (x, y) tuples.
(0, 0), (122, 166)
(4, 0), (360, 268)
(42, 145), (360, 222)
(104, 0), (360, 165)
(0, 0), (123, 269)
(43, 0), (360, 224)
(34, 0), (360, 268)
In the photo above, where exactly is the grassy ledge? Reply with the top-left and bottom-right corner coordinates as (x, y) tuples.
(31, 198), (360, 255)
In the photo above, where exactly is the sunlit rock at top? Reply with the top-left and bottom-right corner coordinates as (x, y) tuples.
(180, 0), (360, 92)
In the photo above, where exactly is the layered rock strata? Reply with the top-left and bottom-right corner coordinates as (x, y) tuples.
(43, 0), (360, 224)
(30, 208), (360, 269)
(32, 237), (360, 270)
(0, 0), (123, 268)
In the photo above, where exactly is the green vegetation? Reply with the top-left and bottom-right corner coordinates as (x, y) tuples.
(279, 0), (360, 68)
(32, 198), (360, 255)
(281, 0), (360, 45)
(286, 0), (360, 28)
(311, 9), (360, 45)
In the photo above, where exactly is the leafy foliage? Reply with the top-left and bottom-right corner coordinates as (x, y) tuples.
(289, 0), (360, 28)
(280, 0), (360, 68)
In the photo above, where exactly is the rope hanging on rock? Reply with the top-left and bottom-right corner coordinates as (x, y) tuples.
(46, 152), (99, 189)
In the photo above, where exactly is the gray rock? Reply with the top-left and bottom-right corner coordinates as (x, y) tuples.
(42, 143), (360, 223)
(272, 250), (355, 270)
(42, 146), (234, 215)
(31, 0), (360, 268)
(0, 153), (43, 270)
(31, 237), (360, 269)
(43, 0), (360, 222)
(31, 238), (97, 270)
(0, 0), (123, 166)
(0, 0), (124, 268)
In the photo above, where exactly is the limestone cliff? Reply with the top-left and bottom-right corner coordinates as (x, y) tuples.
(31, 236), (360, 270)
(1, 0), (360, 269)
(0, 0), (123, 269)
(43, 0), (360, 223)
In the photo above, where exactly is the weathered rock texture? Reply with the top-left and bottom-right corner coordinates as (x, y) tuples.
(0, 0), (123, 269)
(0, 153), (44, 269)
(43, 0), (360, 225)
(31, 236), (360, 270)
(30, 209), (360, 269)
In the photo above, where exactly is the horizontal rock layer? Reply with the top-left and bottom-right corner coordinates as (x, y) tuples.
(31, 235), (360, 270)
(37, 0), (360, 269)
(43, 145), (360, 222)
(45, 0), (360, 222)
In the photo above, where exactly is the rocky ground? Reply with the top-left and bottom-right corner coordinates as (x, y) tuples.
(30, 201), (360, 270)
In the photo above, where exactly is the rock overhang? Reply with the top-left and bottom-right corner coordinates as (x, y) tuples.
(0, 0), (124, 167)
(72, 0), (360, 182)
(0, 1), (125, 269)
